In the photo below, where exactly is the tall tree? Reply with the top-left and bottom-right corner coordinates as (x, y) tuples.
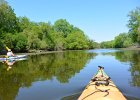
(127, 7), (140, 44)
(12, 33), (28, 52)
(114, 33), (127, 48)
(0, 1), (18, 33)
(18, 16), (31, 32)
(53, 19), (73, 38)
(65, 29), (88, 50)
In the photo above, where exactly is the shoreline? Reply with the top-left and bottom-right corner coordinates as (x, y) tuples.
(12, 48), (140, 56)
(1, 48), (140, 57)
(19, 49), (86, 56)
(14, 48), (140, 57)
(0, 49), (85, 57)
(20, 50), (66, 56)
(119, 47), (140, 50)
(0, 50), (65, 57)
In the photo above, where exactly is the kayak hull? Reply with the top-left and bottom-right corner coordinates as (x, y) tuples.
(0, 55), (27, 61)
(78, 67), (126, 100)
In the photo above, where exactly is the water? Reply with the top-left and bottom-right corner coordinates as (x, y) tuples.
(0, 49), (140, 100)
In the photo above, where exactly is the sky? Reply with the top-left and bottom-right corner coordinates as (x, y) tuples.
(6, 0), (140, 42)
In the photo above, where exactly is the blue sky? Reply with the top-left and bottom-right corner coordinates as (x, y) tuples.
(6, 0), (140, 42)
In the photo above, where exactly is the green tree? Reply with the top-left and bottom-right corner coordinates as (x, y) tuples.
(88, 40), (99, 49)
(100, 40), (114, 48)
(53, 19), (73, 38)
(12, 33), (28, 52)
(65, 30), (88, 50)
(2, 33), (14, 49)
(39, 22), (55, 50)
(22, 29), (41, 50)
(127, 7), (140, 44)
(114, 33), (127, 48)
(123, 37), (133, 47)
(0, 1), (96, 52)
(51, 32), (64, 50)
(0, 2), (18, 33)
(18, 16), (31, 32)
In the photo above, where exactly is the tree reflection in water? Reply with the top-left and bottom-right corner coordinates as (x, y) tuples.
(104, 50), (140, 87)
(0, 51), (97, 100)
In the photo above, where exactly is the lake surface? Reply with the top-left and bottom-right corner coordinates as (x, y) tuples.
(0, 49), (140, 100)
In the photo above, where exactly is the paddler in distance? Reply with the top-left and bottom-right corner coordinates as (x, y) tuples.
(7, 49), (15, 57)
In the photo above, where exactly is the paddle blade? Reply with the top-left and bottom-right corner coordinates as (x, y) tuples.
(6, 46), (10, 51)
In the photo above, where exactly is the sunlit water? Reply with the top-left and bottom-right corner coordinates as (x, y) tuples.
(0, 49), (140, 100)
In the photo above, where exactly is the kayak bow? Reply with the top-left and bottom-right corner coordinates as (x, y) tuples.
(78, 66), (126, 100)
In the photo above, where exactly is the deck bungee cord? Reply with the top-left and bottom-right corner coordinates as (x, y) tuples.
(78, 66), (126, 100)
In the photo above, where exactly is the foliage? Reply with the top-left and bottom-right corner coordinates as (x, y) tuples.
(88, 40), (99, 49)
(114, 33), (128, 48)
(0, 2), (18, 34)
(0, 1), (96, 52)
(2, 33), (14, 49)
(100, 7), (140, 48)
(65, 30), (88, 49)
(18, 16), (31, 32)
(100, 33), (133, 48)
(53, 19), (73, 38)
(100, 40), (114, 48)
(13, 33), (28, 52)
(127, 7), (140, 44)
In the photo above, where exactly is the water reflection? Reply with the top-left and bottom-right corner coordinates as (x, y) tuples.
(1, 57), (27, 71)
(103, 50), (140, 87)
(1, 50), (140, 100)
(0, 51), (97, 100)
(3, 59), (16, 71)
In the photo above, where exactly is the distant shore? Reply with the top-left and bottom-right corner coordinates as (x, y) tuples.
(119, 47), (140, 50)
(19, 50), (66, 56)
(0, 50), (64, 57)
(1, 48), (140, 57)
(13, 47), (140, 56)
(0, 49), (84, 57)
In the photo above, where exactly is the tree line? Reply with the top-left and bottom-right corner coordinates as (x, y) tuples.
(100, 7), (140, 48)
(0, 0), (98, 53)
(1, 0), (139, 52)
